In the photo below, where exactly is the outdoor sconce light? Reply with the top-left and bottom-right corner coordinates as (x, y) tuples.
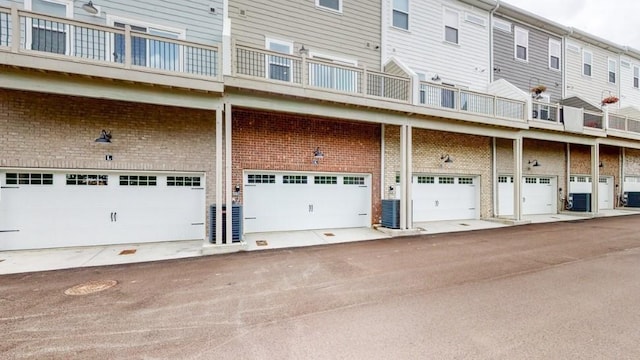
(431, 74), (441, 81)
(234, 185), (241, 193)
(95, 130), (112, 143)
(440, 154), (453, 163)
(82, 1), (99, 15)
(312, 147), (324, 165)
(599, 161), (604, 168)
(299, 45), (309, 56)
(528, 159), (541, 167)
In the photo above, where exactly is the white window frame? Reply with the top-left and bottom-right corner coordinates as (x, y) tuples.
(24, 0), (74, 56)
(548, 39), (561, 71)
(514, 27), (528, 62)
(608, 58), (617, 84)
(634, 65), (639, 89)
(392, 0), (409, 31)
(583, 50), (592, 77)
(315, 0), (342, 13)
(265, 37), (294, 82)
(106, 15), (186, 70)
(443, 8), (459, 45)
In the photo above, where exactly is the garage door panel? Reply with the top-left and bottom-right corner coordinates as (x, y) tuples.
(412, 176), (478, 222)
(244, 172), (371, 233)
(498, 176), (557, 216)
(0, 172), (205, 251)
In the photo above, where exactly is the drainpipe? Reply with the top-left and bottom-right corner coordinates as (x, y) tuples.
(489, 0), (500, 83)
(563, 28), (574, 99)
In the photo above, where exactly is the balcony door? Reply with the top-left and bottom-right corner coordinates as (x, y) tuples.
(108, 16), (185, 71)
(25, 0), (73, 55)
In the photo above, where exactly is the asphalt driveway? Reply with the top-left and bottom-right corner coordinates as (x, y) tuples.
(2, 216), (640, 359)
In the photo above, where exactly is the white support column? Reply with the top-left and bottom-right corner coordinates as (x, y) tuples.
(620, 148), (625, 206)
(406, 125), (413, 229)
(225, 102), (233, 244)
(513, 137), (523, 221)
(592, 143), (599, 214)
(566, 143), (571, 208)
(399, 125), (407, 230)
(215, 106), (223, 245)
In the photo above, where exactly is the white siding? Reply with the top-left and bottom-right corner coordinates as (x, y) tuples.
(382, 0), (490, 92)
(565, 38), (618, 108)
(619, 55), (640, 108)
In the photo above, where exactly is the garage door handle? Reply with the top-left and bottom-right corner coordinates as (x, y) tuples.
(114, 212), (117, 222)
(435, 200), (439, 207)
(523, 197), (526, 203)
(309, 204), (313, 212)
(110, 212), (114, 222)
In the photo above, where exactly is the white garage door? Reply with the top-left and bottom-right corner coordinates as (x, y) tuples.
(243, 172), (371, 233)
(0, 171), (205, 251)
(497, 176), (557, 216)
(412, 175), (479, 222)
(569, 175), (613, 210)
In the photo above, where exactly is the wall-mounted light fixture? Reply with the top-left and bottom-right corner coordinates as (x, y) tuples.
(431, 74), (441, 81)
(528, 159), (541, 167)
(599, 161), (604, 168)
(299, 45), (308, 56)
(82, 1), (99, 15)
(312, 147), (324, 165)
(95, 129), (112, 143)
(440, 154), (453, 163)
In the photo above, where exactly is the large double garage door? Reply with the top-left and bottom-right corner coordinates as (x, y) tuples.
(0, 171), (205, 251)
(243, 172), (371, 233)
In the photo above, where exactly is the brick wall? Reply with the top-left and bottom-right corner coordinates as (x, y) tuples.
(384, 125), (493, 218)
(624, 149), (640, 176)
(0, 88), (217, 205)
(232, 108), (382, 223)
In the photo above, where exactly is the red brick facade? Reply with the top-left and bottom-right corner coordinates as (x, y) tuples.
(232, 108), (382, 223)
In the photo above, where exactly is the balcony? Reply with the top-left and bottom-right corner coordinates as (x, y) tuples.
(419, 82), (526, 122)
(233, 44), (412, 103)
(0, 6), (221, 92)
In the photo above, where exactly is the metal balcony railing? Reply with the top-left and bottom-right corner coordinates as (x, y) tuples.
(419, 82), (526, 122)
(0, 6), (220, 79)
(234, 44), (412, 103)
(531, 101), (560, 123)
(583, 111), (604, 129)
(608, 113), (640, 134)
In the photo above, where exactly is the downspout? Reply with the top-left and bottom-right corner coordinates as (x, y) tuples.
(563, 28), (574, 99)
(489, 0), (500, 83)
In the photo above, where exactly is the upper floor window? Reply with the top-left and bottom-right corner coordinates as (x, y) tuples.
(608, 58), (617, 84)
(583, 50), (592, 76)
(316, 0), (342, 12)
(444, 9), (459, 44)
(265, 38), (293, 82)
(549, 39), (561, 70)
(514, 27), (528, 61)
(634, 66), (639, 89)
(25, 0), (73, 55)
(393, 0), (409, 30)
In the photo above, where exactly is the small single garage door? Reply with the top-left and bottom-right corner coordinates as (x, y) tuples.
(497, 176), (557, 216)
(412, 175), (479, 222)
(569, 175), (614, 210)
(243, 172), (371, 233)
(0, 171), (205, 251)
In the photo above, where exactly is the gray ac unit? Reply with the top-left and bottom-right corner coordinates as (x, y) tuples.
(625, 192), (640, 207)
(209, 204), (242, 244)
(569, 193), (591, 212)
(381, 199), (401, 229)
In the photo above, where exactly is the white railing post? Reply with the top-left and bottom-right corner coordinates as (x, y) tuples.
(230, 39), (236, 77)
(11, 5), (19, 53)
(493, 95), (498, 117)
(456, 89), (461, 111)
(301, 53), (308, 89)
(626, 117), (629, 132)
(362, 66), (368, 96)
(124, 24), (132, 69)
